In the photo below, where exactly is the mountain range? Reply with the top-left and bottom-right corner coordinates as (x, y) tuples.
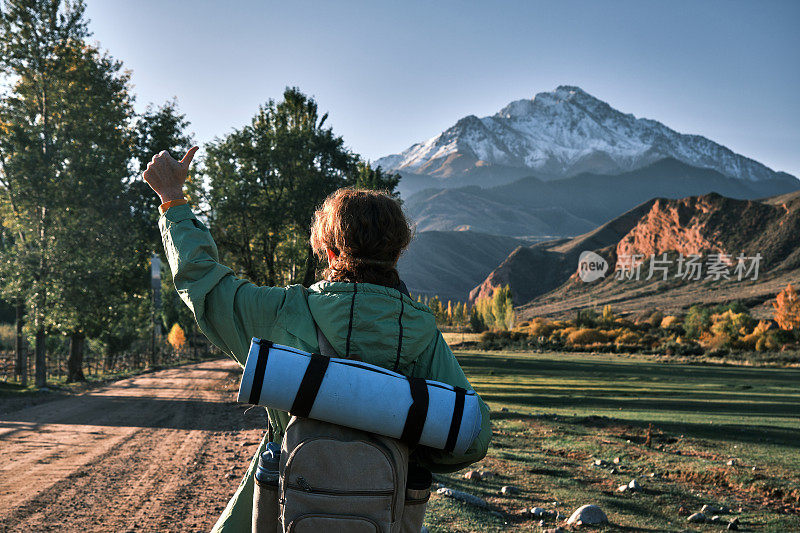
(403, 157), (796, 238)
(377, 85), (797, 195)
(391, 86), (799, 306)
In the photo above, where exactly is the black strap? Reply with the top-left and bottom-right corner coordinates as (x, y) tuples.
(444, 387), (466, 453)
(290, 353), (330, 418)
(400, 376), (429, 447)
(248, 339), (272, 405)
(345, 282), (357, 358)
(392, 298), (405, 372)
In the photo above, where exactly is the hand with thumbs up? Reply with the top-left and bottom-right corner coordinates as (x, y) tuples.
(142, 146), (199, 203)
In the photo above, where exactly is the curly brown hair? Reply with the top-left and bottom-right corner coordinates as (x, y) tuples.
(310, 188), (413, 287)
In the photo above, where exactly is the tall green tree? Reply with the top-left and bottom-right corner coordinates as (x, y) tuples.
(0, 0), (152, 384)
(202, 87), (398, 288)
(21, 40), (137, 382)
(0, 0), (91, 386)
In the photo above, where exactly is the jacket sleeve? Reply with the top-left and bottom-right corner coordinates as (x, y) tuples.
(158, 203), (289, 365)
(411, 331), (491, 473)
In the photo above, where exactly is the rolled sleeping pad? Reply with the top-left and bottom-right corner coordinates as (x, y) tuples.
(237, 339), (482, 456)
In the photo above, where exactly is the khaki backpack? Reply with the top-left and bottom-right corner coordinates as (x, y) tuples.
(272, 326), (430, 533)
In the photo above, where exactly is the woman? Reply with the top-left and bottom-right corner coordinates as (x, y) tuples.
(144, 147), (491, 532)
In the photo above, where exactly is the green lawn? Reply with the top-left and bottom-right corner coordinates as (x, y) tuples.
(425, 351), (800, 532)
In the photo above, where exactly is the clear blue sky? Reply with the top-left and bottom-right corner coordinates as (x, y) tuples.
(85, 0), (800, 177)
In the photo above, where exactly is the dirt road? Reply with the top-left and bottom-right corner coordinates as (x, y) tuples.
(0, 359), (267, 532)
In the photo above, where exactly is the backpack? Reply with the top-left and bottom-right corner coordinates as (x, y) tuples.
(275, 325), (430, 533)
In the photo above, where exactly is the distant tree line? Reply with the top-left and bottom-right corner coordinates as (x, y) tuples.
(0, 0), (398, 387)
(418, 284), (515, 333)
(478, 284), (800, 360)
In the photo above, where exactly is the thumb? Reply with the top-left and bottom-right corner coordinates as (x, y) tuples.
(180, 146), (199, 169)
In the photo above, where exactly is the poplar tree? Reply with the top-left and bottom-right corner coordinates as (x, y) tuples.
(0, 0), (91, 386)
(45, 40), (136, 381)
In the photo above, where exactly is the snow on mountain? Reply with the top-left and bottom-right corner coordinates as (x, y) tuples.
(376, 86), (794, 183)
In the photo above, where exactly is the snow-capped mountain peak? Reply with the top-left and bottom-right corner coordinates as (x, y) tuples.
(375, 86), (794, 184)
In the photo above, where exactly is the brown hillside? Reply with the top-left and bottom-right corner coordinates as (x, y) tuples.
(468, 199), (657, 305)
(471, 192), (800, 318)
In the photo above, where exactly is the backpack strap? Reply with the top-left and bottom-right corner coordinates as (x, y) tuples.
(290, 354), (330, 418)
(400, 377), (429, 447)
(286, 323), (338, 419)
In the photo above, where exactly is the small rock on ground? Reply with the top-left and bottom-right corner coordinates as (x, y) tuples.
(479, 469), (495, 480)
(463, 470), (482, 482)
(436, 487), (489, 508)
(500, 485), (519, 495)
(567, 504), (608, 526)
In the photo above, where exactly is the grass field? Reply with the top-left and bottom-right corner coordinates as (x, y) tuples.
(425, 351), (800, 532)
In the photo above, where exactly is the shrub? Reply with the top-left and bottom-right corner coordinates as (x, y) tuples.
(601, 327), (627, 341)
(713, 301), (749, 315)
(713, 309), (756, 336)
(740, 320), (771, 350)
(773, 283), (800, 331)
(529, 318), (557, 338)
(662, 339), (704, 356)
(684, 305), (712, 339)
(700, 330), (731, 351)
(566, 327), (606, 346)
(755, 332), (781, 352)
(478, 330), (529, 350)
(660, 315), (681, 330)
(615, 331), (641, 345)
(645, 311), (664, 328)
(167, 323), (186, 352)
(613, 317), (636, 329)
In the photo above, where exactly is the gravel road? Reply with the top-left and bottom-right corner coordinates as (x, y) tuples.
(0, 359), (266, 532)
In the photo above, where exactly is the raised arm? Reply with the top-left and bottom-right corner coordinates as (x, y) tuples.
(144, 148), (290, 364)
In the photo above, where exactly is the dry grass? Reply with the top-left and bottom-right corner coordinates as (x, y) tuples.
(425, 350), (800, 532)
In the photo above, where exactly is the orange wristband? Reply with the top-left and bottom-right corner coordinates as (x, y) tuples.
(159, 198), (188, 215)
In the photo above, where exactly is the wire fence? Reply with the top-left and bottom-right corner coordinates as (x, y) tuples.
(0, 330), (219, 386)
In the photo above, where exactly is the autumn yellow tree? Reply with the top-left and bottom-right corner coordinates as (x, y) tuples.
(167, 323), (187, 353)
(773, 283), (800, 331)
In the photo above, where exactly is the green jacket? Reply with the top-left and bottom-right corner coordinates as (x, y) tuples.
(159, 203), (491, 532)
